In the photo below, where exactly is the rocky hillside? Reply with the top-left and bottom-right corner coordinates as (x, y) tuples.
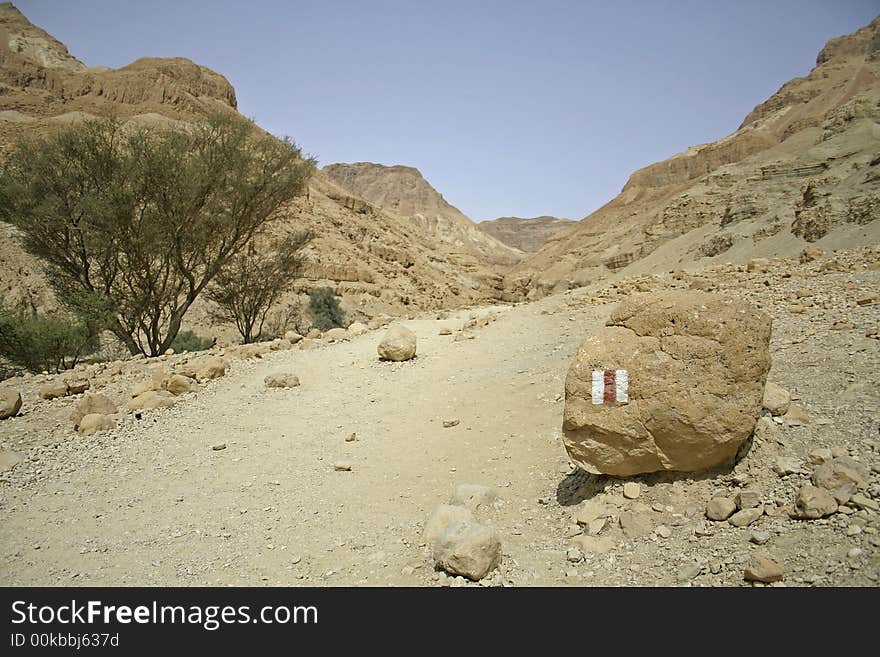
(0, 3), (512, 336)
(508, 16), (880, 299)
(323, 162), (523, 266)
(478, 216), (576, 252)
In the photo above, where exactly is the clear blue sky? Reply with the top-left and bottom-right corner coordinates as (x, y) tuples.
(16, 0), (879, 221)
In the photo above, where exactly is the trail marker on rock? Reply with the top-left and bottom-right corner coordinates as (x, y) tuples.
(590, 369), (628, 404)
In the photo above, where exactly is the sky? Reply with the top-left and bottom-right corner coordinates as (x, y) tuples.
(16, 0), (880, 221)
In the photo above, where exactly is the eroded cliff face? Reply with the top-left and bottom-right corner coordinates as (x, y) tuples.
(477, 216), (577, 253)
(323, 162), (523, 266)
(510, 16), (880, 299)
(0, 3), (513, 333)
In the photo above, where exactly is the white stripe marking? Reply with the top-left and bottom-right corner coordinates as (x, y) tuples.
(615, 369), (628, 403)
(591, 370), (603, 405)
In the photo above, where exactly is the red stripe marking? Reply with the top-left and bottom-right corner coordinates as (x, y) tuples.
(603, 369), (616, 403)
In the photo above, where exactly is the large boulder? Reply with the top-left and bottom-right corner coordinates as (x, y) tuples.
(71, 393), (117, 428)
(178, 357), (227, 382)
(347, 322), (368, 336)
(432, 521), (502, 581)
(562, 291), (772, 476)
(377, 325), (417, 362)
(423, 505), (475, 546)
(323, 328), (349, 342)
(0, 389), (22, 420)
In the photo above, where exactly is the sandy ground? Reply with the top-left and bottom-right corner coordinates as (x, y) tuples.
(1, 252), (879, 587)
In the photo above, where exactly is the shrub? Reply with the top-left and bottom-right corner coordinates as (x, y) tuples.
(308, 287), (344, 331)
(0, 300), (99, 373)
(170, 330), (214, 353)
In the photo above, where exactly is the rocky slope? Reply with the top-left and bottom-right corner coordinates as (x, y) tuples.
(323, 162), (523, 266)
(478, 215), (576, 252)
(0, 3), (511, 338)
(509, 16), (880, 298)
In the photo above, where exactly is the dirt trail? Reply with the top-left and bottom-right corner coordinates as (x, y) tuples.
(0, 300), (607, 586)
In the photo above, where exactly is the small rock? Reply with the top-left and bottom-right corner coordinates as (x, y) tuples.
(39, 380), (69, 400)
(423, 505), (474, 546)
(0, 389), (23, 420)
(735, 489), (762, 510)
(750, 530), (772, 545)
(623, 482), (641, 499)
(706, 497), (737, 521)
(793, 485), (838, 519)
(744, 555), (784, 583)
(619, 511), (653, 539)
(847, 548), (864, 559)
(570, 535), (614, 555)
(264, 373), (301, 389)
(65, 378), (91, 395)
(433, 521), (502, 581)
(575, 500), (611, 525)
(566, 547), (583, 563)
(77, 413), (115, 436)
(850, 494), (880, 512)
(772, 457), (803, 477)
(164, 374), (194, 395)
(345, 432), (357, 442)
(783, 404), (810, 426)
(655, 525), (672, 539)
(812, 456), (868, 491)
(377, 325), (417, 362)
(762, 382), (791, 416)
(333, 461), (352, 472)
(442, 419), (460, 428)
(677, 563), (702, 582)
(212, 443), (227, 451)
(808, 448), (833, 465)
(728, 507), (764, 527)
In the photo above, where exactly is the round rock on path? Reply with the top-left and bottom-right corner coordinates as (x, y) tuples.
(562, 291), (772, 476)
(377, 325), (417, 362)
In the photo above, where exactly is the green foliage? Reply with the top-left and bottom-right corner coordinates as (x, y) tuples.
(308, 287), (345, 331)
(0, 299), (100, 373)
(206, 230), (311, 343)
(0, 114), (316, 357)
(169, 330), (214, 353)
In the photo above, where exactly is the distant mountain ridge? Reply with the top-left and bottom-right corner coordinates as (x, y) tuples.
(477, 215), (576, 252)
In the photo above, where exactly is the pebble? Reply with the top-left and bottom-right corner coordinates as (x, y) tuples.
(623, 482), (641, 499)
(333, 462), (352, 472)
(211, 443), (227, 451)
(677, 563), (701, 582)
(655, 525), (672, 539)
(750, 530), (772, 545)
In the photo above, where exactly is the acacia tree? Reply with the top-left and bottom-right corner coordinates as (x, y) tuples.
(206, 230), (311, 343)
(0, 114), (315, 356)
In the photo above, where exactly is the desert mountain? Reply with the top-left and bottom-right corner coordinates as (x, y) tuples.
(0, 3), (512, 335)
(323, 162), (522, 266)
(478, 216), (576, 252)
(509, 16), (880, 298)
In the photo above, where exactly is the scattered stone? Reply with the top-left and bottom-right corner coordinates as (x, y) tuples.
(423, 505), (475, 545)
(850, 494), (880, 512)
(298, 338), (320, 350)
(561, 291), (771, 475)
(77, 413), (115, 436)
(65, 379), (91, 395)
(439, 328), (452, 336)
(808, 448), (833, 465)
(773, 456), (804, 477)
(283, 331), (303, 344)
(847, 548), (864, 559)
(164, 374), (194, 396)
(623, 482), (641, 499)
(39, 380), (68, 400)
(377, 325), (417, 362)
(345, 432), (357, 442)
(450, 484), (497, 511)
(706, 497), (737, 521)
(180, 357), (227, 382)
(433, 521), (502, 581)
(0, 389), (22, 420)
(347, 322), (368, 337)
(127, 390), (176, 412)
(570, 535), (614, 555)
(566, 547), (583, 563)
(750, 530), (772, 545)
(306, 329), (322, 339)
(747, 258), (771, 273)
(783, 404), (810, 426)
(762, 382), (791, 416)
(744, 555), (784, 583)
(793, 485), (838, 519)
(264, 373), (301, 389)
(729, 506), (764, 527)
(735, 489), (762, 510)
(831, 483), (857, 505)
(587, 518), (607, 536)
(575, 500), (612, 525)
(324, 327), (349, 342)
(442, 419), (460, 428)
(71, 393), (117, 428)
(677, 563), (702, 582)
(333, 461), (352, 472)
(812, 456), (869, 491)
(655, 525), (672, 538)
(212, 443), (227, 451)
